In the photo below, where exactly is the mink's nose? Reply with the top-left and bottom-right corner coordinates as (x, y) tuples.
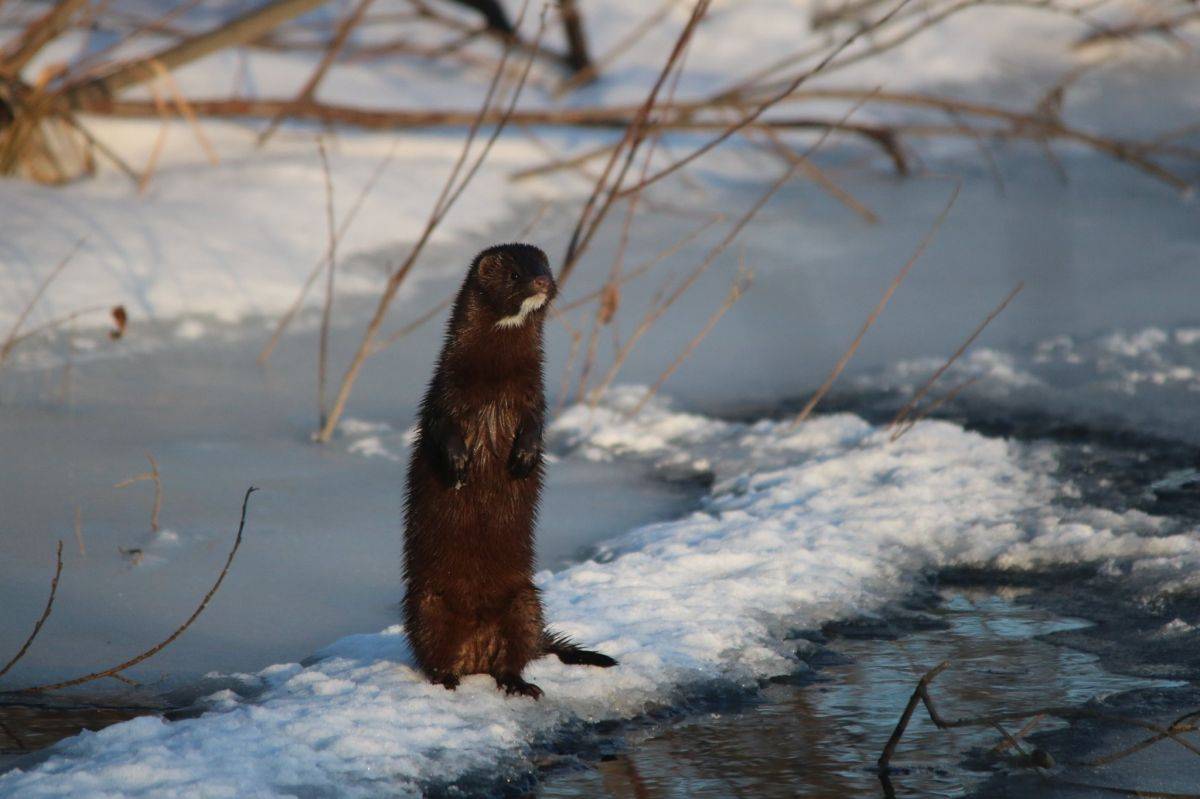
(531, 275), (551, 294)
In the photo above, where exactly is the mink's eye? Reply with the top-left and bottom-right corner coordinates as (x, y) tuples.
(510, 270), (520, 282)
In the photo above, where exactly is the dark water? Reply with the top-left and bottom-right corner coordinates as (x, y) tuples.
(536, 590), (1179, 799)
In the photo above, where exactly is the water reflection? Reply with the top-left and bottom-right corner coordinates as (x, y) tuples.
(539, 589), (1175, 799)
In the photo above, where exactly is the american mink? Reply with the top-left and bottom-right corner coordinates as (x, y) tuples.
(403, 242), (616, 699)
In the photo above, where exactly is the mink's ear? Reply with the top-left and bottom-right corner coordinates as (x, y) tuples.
(476, 252), (503, 280)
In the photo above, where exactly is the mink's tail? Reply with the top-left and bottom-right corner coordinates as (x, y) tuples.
(541, 630), (618, 668)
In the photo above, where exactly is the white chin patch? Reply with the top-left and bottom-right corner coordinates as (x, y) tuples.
(495, 293), (548, 329)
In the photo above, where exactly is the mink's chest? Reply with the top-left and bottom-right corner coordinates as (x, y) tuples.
(458, 395), (522, 463)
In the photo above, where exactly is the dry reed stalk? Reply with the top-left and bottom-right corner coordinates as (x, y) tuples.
(149, 59), (219, 166)
(587, 155), (803, 405)
(0, 239), (84, 377)
(258, 138), (401, 365)
(73, 505), (85, 557)
(747, 119), (879, 223)
(14, 488), (257, 694)
(558, 213), (725, 314)
(2, 303), (122, 354)
(137, 76), (171, 193)
(888, 281), (1024, 440)
(314, 5), (545, 443)
(258, 0), (378, 147)
(629, 255), (753, 416)
(558, 0), (712, 287)
(315, 136), (337, 430)
(613, 0), (913, 201)
(788, 181), (960, 430)
(0, 541), (63, 681)
(115, 453), (163, 534)
(575, 39), (691, 402)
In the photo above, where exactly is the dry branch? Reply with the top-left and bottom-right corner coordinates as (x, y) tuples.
(630, 255), (753, 416)
(258, 138), (400, 365)
(315, 136), (337, 430)
(257, 0), (377, 147)
(879, 659), (1200, 795)
(888, 281), (1024, 440)
(13, 487), (258, 694)
(63, 0), (331, 108)
(115, 453), (163, 534)
(0, 239), (84, 377)
(0, 541), (63, 681)
(789, 182), (960, 430)
(314, 4), (545, 442)
(557, 0), (711, 287)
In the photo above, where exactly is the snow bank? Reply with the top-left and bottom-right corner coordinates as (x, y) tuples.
(856, 324), (1200, 443)
(6, 388), (1198, 797)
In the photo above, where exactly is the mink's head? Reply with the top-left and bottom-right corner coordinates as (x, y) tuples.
(469, 243), (557, 330)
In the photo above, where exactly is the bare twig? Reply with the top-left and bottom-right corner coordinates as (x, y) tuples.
(630, 255), (753, 416)
(558, 0), (712, 287)
(115, 453), (163, 534)
(889, 282), (1024, 440)
(0, 541), (63, 681)
(789, 182), (960, 430)
(880, 659), (1200, 784)
(258, 138), (400, 365)
(257, 0), (377, 147)
(15, 488), (257, 694)
(316, 136), (337, 430)
(589, 155), (801, 403)
(612, 0), (913, 200)
(0, 239), (85, 376)
(314, 4), (545, 442)
(1, 0), (88, 76)
(73, 505), (85, 557)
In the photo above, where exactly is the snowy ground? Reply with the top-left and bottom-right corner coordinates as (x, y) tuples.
(2, 0), (1199, 796)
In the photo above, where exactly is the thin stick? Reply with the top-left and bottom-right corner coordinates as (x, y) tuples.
(150, 59), (219, 166)
(613, 0), (913, 200)
(557, 213), (725, 313)
(73, 505), (85, 557)
(257, 0), (377, 148)
(589, 154), (803, 403)
(789, 181), (960, 430)
(630, 256), (752, 416)
(878, 660), (951, 771)
(314, 7), (545, 443)
(558, 0), (712, 287)
(316, 137), (337, 430)
(0, 541), (63, 680)
(115, 453), (163, 534)
(889, 282), (1024, 439)
(0, 239), (85, 375)
(257, 139), (400, 365)
(137, 75), (171, 194)
(16, 488), (257, 694)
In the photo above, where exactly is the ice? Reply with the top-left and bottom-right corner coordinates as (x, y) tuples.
(6, 389), (1198, 796)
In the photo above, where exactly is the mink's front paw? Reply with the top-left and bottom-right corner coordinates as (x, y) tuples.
(508, 441), (540, 479)
(443, 433), (469, 489)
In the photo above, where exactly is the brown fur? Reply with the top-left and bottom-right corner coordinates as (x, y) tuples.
(403, 243), (615, 699)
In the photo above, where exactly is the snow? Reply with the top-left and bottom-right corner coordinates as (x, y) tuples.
(6, 387), (1199, 797)
(1, 0), (1198, 794)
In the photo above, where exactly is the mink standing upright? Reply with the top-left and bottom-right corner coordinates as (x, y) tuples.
(403, 242), (616, 699)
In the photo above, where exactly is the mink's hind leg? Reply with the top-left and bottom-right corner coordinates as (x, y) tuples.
(489, 583), (544, 699)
